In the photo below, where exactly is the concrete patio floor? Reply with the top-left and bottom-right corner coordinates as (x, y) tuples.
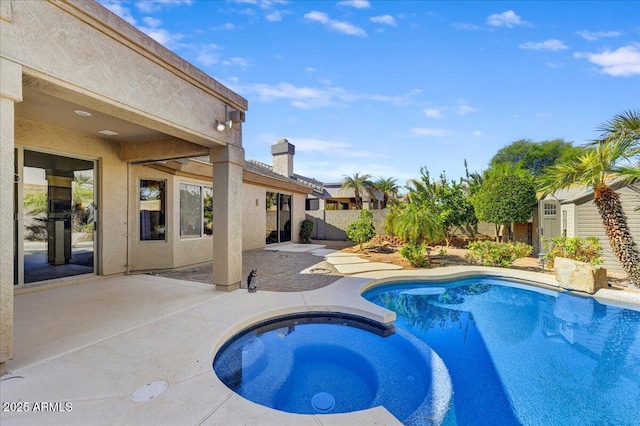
(3, 243), (639, 426)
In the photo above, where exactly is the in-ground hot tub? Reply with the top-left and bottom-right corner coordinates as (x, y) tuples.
(213, 313), (452, 424)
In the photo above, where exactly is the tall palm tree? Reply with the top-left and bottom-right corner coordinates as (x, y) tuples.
(374, 177), (399, 208)
(538, 112), (640, 288)
(341, 173), (374, 209)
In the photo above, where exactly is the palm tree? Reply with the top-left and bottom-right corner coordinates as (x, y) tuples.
(374, 177), (399, 208)
(341, 173), (374, 209)
(538, 111), (640, 288)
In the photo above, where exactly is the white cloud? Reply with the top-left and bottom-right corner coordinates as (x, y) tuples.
(305, 67), (316, 72)
(135, 0), (192, 14)
(457, 104), (475, 115)
(229, 0), (287, 8)
(195, 44), (221, 66)
(574, 45), (640, 76)
(370, 15), (397, 27)
(222, 57), (250, 68)
(473, 130), (483, 136)
(304, 11), (367, 37)
(454, 23), (480, 31)
(576, 30), (621, 41)
(139, 27), (185, 48)
(519, 39), (568, 51)
(486, 10), (528, 28)
(338, 0), (371, 9)
(142, 17), (162, 27)
(232, 81), (420, 109)
(410, 128), (455, 137)
(424, 108), (444, 119)
(212, 23), (235, 30)
(99, 1), (137, 25)
(266, 11), (284, 22)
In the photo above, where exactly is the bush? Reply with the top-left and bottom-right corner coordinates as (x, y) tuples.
(400, 242), (430, 267)
(299, 219), (314, 244)
(542, 236), (602, 268)
(465, 241), (533, 267)
(346, 209), (376, 250)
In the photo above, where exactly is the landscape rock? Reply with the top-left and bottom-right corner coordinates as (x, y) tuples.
(554, 257), (607, 294)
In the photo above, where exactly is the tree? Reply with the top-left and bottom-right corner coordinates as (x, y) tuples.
(436, 178), (477, 246)
(491, 138), (585, 177)
(471, 173), (537, 241)
(341, 173), (375, 209)
(538, 111), (640, 288)
(373, 177), (399, 208)
(346, 209), (376, 250)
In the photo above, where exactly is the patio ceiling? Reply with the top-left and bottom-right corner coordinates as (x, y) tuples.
(16, 86), (212, 162)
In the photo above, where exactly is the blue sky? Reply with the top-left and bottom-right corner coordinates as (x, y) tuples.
(101, 0), (640, 185)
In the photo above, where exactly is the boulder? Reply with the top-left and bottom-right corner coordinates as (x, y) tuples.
(554, 257), (607, 294)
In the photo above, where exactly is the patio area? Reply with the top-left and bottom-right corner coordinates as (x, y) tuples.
(0, 242), (401, 426)
(2, 243), (638, 426)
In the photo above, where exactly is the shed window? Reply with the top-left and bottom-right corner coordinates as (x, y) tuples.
(544, 203), (557, 216)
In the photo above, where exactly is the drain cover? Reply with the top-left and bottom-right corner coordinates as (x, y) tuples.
(131, 381), (168, 402)
(311, 392), (335, 413)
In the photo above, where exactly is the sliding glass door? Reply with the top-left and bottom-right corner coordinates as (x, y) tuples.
(15, 149), (96, 286)
(265, 192), (292, 244)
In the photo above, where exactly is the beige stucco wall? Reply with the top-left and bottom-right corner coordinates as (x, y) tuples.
(16, 118), (128, 276)
(128, 165), (174, 271)
(1, 0), (244, 149)
(128, 166), (216, 271)
(0, 57), (22, 371)
(242, 186), (307, 251)
(243, 184), (267, 251)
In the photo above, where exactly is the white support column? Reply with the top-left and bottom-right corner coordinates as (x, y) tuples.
(0, 57), (22, 375)
(210, 144), (244, 291)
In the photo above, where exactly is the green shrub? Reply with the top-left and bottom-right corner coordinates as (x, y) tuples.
(299, 219), (314, 244)
(400, 242), (430, 267)
(346, 209), (376, 250)
(542, 236), (602, 267)
(465, 241), (533, 267)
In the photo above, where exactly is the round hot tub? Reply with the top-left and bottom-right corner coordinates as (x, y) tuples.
(213, 313), (452, 424)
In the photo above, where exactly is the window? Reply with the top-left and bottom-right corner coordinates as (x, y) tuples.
(140, 180), (166, 241)
(180, 183), (212, 239)
(544, 203), (557, 216)
(306, 198), (319, 211)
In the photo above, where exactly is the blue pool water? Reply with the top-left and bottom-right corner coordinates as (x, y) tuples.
(213, 277), (640, 425)
(364, 277), (640, 425)
(213, 313), (453, 424)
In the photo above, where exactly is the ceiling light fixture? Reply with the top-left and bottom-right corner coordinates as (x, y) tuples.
(98, 130), (119, 136)
(74, 110), (92, 117)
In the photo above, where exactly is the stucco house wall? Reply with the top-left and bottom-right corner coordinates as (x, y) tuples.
(243, 184), (267, 251)
(1, 0), (247, 373)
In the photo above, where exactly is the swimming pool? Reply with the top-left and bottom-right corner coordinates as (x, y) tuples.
(364, 276), (640, 425)
(213, 276), (640, 425)
(213, 313), (453, 424)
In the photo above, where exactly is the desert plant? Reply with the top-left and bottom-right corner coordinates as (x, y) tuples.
(538, 110), (640, 288)
(465, 241), (533, 267)
(346, 209), (376, 250)
(542, 236), (602, 268)
(299, 219), (314, 244)
(400, 242), (429, 267)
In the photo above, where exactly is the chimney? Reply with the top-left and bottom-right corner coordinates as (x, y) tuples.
(271, 138), (295, 178)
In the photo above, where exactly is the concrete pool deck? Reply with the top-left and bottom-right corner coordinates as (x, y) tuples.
(2, 248), (640, 425)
